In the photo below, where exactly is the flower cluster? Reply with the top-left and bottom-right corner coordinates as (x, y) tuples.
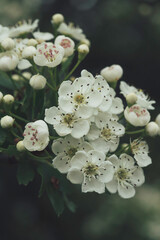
(0, 13), (159, 214)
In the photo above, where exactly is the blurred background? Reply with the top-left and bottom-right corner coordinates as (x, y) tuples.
(0, 0), (160, 239)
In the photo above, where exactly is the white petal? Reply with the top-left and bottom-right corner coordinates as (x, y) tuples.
(106, 179), (118, 193)
(71, 151), (88, 168)
(87, 91), (103, 107)
(98, 161), (114, 183)
(51, 138), (66, 155)
(98, 97), (112, 112)
(130, 167), (145, 187)
(67, 168), (84, 184)
(109, 97), (124, 114)
(18, 59), (32, 70)
(82, 177), (105, 194)
(58, 80), (72, 96)
(89, 150), (106, 164)
(75, 106), (93, 119)
(71, 120), (90, 138)
(90, 138), (110, 154)
(33, 31), (54, 41)
(45, 106), (61, 125)
(109, 137), (119, 152)
(86, 124), (100, 141)
(134, 154), (152, 167)
(59, 97), (74, 113)
(53, 155), (70, 173)
(107, 155), (119, 170)
(54, 123), (71, 136)
(118, 183), (135, 199)
(120, 154), (135, 169)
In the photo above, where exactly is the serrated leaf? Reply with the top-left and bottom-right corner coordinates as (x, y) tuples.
(46, 183), (64, 216)
(17, 161), (35, 186)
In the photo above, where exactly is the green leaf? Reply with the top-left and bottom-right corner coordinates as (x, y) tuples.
(0, 127), (7, 145)
(3, 145), (19, 157)
(0, 71), (14, 90)
(17, 161), (35, 186)
(46, 183), (64, 216)
(63, 194), (76, 213)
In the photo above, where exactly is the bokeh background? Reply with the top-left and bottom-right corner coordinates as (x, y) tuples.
(0, 0), (160, 239)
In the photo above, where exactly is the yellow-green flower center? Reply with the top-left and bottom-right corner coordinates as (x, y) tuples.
(84, 163), (98, 176)
(117, 169), (128, 180)
(74, 94), (84, 104)
(67, 147), (77, 158)
(101, 128), (111, 140)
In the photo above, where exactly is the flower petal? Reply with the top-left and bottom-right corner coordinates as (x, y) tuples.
(67, 168), (84, 184)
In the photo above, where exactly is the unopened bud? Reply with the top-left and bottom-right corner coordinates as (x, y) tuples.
(22, 46), (36, 59)
(16, 141), (26, 152)
(29, 74), (47, 90)
(0, 115), (14, 128)
(27, 39), (38, 46)
(146, 121), (159, 137)
(101, 64), (123, 83)
(80, 38), (91, 47)
(52, 13), (64, 24)
(1, 38), (15, 50)
(12, 74), (21, 81)
(78, 44), (89, 60)
(22, 72), (32, 80)
(126, 93), (137, 105)
(3, 94), (14, 104)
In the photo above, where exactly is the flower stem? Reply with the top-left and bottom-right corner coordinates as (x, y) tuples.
(125, 129), (145, 135)
(46, 82), (56, 91)
(27, 152), (53, 166)
(9, 112), (28, 123)
(32, 90), (36, 120)
(63, 60), (81, 81)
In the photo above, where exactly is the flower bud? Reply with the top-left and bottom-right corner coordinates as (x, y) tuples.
(3, 94), (14, 104)
(1, 38), (15, 50)
(27, 39), (38, 46)
(29, 74), (46, 90)
(0, 115), (14, 128)
(12, 74), (21, 81)
(0, 92), (3, 103)
(22, 72), (32, 80)
(78, 44), (89, 60)
(0, 51), (19, 71)
(16, 141), (26, 152)
(52, 13), (64, 24)
(146, 121), (159, 137)
(126, 93), (138, 105)
(100, 64), (123, 83)
(155, 114), (160, 126)
(22, 46), (36, 59)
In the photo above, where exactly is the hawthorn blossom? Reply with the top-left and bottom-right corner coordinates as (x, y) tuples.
(124, 104), (150, 127)
(0, 51), (19, 71)
(57, 22), (86, 41)
(44, 106), (90, 138)
(67, 150), (114, 194)
(9, 19), (39, 38)
(87, 112), (125, 153)
(130, 139), (152, 167)
(55, 35), (75, 57)
(23, 120), (49, 151)
(106, 154), (145, 198)
(58, 70), (111, 117)
(33, 42), (64, 67)
(52, 135), (93, 173)
(120, 81), (155, 110)
(0, 25), (10, 43)
(100, 64), (123, 82)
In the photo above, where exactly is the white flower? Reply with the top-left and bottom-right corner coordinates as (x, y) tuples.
(58, 70), (110, 117)
(23, 120), (49, 152)
(57, 22), (86, 41)
(124, 104), (150, 127)
(100, 64), (123, 83)
(145, 121), (159, 137)
(52, 135), (93, 173)
(52, 13), (64, 24)
(9, 19), (39, 38)
(3, 94), (14, 104)
(0, 51), (19, 71)
(45, 106), (90, 139)
(120, 81), (155, 110)
(1, 115), (14, 128)
(33, 42), (64, 67)
(22, 46), (36, 58)
(130, 139), (152, 167)
(1, 38), (15, 50)
(106, 154), (145, 198)
(29, 74), (46, 90)
(16, 141), (26, 152)
(67, 150), (114, 194)
(87, 112), (125, 153)
(55, 35), (75, 57)
(33, 31), (54, 41)
(0, 25), (10, 43)
(155, 114), (160, 135)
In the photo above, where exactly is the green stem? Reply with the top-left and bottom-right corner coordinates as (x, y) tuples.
(49, 135), (59, 140)
(11, 129), (22, 139)
(125, 129), (145, 135)
(9, 112), (28, 123)
(63, 60), (81, 81)
(46, 82), (56, 91)
(14, 121), (23, 134)
(27, 152), (53, 165)
(32, 90), (36, 120)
